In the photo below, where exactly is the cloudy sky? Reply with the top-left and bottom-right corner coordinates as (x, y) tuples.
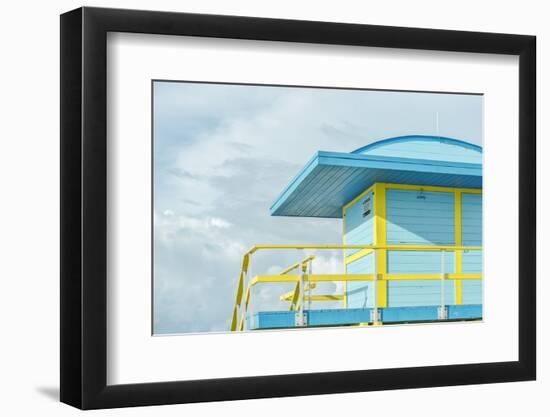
(153, 81), (482, 334)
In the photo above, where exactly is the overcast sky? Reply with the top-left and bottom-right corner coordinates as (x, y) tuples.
(153, 81), (482, 334)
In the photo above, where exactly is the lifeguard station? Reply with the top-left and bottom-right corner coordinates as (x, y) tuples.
(230, 135), (482, 331)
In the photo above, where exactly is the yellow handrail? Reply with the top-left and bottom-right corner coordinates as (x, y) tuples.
(231, 254), (315, 331)
(230, 244), (482, 331)
(246, 244), (482, 253)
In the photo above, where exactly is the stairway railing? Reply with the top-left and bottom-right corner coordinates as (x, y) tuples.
(230, 244), (482, 331)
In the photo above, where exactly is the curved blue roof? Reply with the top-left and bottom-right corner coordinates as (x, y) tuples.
(352, 135), (481, 165)
(352, 135), (482, 154)
(271, 135), (482, 218)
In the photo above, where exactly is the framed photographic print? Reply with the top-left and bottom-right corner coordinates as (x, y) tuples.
(60, 6), (536, 410)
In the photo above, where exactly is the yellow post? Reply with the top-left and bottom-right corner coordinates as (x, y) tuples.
(342, 183), (376, 310)
(454, 191), (463, 305)
(342, 207), (347, 308)
(373, 183), (387, 310)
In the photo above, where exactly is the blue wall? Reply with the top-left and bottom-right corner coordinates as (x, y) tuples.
(386, 250), (455, 307)
(387, 250), (455, 273)
(343, 191), (374, 254)
(344, 191), (375, 308)
(385, 188), (458, 306)
(462, 280), (482, 304)
(387, 280), (455, 307)
(346, 252), (374, 308)
(386, 188), (455, 245)
(461, 193), (482, 245)
(460, 192), (482, 303)
(342, 184), (482, 310)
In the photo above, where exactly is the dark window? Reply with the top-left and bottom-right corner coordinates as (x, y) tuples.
(362, 197), (371, 217)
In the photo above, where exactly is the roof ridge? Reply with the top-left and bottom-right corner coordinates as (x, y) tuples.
(351, 135), (482, 154)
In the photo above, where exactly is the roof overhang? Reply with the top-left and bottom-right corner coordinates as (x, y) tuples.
(270, 151), (482, 218)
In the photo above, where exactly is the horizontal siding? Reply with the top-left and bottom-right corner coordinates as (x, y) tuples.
(387, 280), (455, 307)
(346, 253), (374, 308)
(386, 189), (454, 244)
(342, 186), (482, 310)
(462, 250), (482, 273)
(387, 250), (455, 273)
(347, 253), (374, 274)
(462, 279), (482, 304)
(461, 193), (483, 304)
(344, 190), (373, 255)
(460, 193), (482, 305)
(461, 193), (482, 245)
(362, 139), (482, 164)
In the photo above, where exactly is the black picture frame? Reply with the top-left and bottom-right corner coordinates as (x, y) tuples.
(60, 6), (536, 410)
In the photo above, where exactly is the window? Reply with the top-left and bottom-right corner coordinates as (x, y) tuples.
(362, 196), (371, 217)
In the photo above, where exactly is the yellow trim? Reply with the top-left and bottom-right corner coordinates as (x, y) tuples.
(455, 281), (463, 304)
(230, 254), (249, 331)
(373, 183), (388, 308)
(246, 243), (481, 251)
(239, 270), (483, 330)
(383, 244), (481, 251)
(251, 272), (481, 287)
(278, 255), (315, 275)
(344, 248), (374, 264)
(454, 191), (463, 304)
(382, 183), (481, 194)
(232, 181), (484, 331)
(280, 256), (314, 310)
(343, 204), (347, 308)
(288, 282), (300, 311)
(230, 308), (238, 332)
(343, 183), (376, 210)
(280, 294), (345, 302)
(252, 274), (377, 284)
(232, 241), (482, 330)
(342, 183), (375, 308)
(304, 274), (373, 282)
(385, 273), (481, 280)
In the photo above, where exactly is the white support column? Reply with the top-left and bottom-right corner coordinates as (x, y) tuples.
(248, 265), (253, 330)
(295, 252), (307, 327)
(307, 261), (312, 311)
(371, 249), (379, 323)
(438, 250), (447, 320)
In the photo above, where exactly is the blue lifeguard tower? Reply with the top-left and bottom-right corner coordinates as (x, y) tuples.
(230, 135), (482, 331)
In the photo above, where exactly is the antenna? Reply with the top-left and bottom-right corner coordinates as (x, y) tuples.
(436, 111), (440, 140)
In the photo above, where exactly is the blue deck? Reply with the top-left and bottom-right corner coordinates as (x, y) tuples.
(249, 305), (482, 330)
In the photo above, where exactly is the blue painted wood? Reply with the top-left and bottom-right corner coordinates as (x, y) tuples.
(462, 250), (482, 272)
(448, 304), (482, 319)
(460, 194), (482, 312)
(387, 251), (455, 273)
(384, 188), (458, 307)
(346, 253), (375, 308)
(270, 149), (482, 218)
(266, 136), (484, 319)
(352, 135), (482, 154)
(461, 193), (482, 245)
(250, 304), (482, 329)
(344, 191), (374, 250)
(461, 280), (483, 304)
(386, 189), (454, 244)
(387, 280), (454, 307)
(356, 136), (482, 164)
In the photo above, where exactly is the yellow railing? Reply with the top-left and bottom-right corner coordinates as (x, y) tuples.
(230, 244), (482, 331)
